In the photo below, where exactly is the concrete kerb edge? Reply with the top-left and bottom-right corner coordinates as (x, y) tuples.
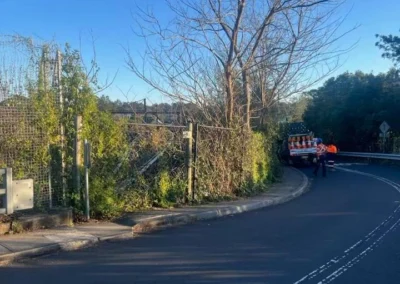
(131, 167), (310, 233)
(0, 238), (102, 266)
(0, 167), (310, 265)
(0, 244), (61, 266)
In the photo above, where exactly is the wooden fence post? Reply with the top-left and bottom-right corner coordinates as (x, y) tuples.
(73, 115), (82, 200)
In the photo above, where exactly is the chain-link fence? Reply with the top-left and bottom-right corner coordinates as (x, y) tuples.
(101, 120), (281, 210)
(0, 105), (50, 208)
(0, 36), (281, 217)
(111, 121), (188, 210)
(0, 37), (63, 209)
(0, 36), (191, 214)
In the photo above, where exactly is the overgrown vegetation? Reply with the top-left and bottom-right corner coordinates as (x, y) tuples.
(1, 0), (352, 219)
(196, 124), (281, 201)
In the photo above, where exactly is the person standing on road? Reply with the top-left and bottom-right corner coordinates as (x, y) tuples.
(326, 142), (338, 171)
(313, 138), (327, 177)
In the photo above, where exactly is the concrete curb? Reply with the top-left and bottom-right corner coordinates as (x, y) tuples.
(132, 167), (310, 234)
(0, 167), (309, 265)
(0, 233), (137, 266)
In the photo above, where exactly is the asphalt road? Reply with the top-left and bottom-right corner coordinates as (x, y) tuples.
(2, 165), (400, 284)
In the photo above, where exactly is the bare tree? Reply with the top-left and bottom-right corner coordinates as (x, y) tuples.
(0, 35), (48, 100)
(127, 0), (354, 128)
(249, 2), (356, 125)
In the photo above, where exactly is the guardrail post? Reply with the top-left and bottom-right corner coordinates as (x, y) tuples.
(5, 168), (13, 215)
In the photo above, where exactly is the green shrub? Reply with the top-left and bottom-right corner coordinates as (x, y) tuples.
(154, 170), (186, 207)
(122, 189), (153, 212)
(89, 176), (122, 219)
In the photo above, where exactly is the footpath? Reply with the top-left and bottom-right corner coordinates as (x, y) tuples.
(0, 167), (309, 265)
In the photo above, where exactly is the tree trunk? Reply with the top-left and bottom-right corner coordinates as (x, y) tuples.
(225, 67), (234, 126)
(242, 69), (251, 129)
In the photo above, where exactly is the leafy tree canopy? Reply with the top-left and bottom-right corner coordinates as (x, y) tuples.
(376, 30), (400, 67)
(303, 70), (400, 151)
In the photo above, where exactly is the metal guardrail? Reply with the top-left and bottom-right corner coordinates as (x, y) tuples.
(338, 152), (400, 161)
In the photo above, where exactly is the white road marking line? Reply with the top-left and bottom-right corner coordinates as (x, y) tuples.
(337, 167), (400, 193)
(320, 217), (400, 284)
(293, 168), (400, 284)
(335, 163), (368, 166)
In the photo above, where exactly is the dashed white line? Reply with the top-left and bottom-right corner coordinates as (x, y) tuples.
(320, 217), (400, 284)
(293, 168), (400, 284)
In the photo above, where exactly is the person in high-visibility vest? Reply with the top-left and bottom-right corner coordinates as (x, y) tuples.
(313, 138), (327, 177)
(326, 142), (338, 171)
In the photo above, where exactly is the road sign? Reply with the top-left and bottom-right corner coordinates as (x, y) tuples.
(183, 131), (192, 139)
(380, 121), (390, 134)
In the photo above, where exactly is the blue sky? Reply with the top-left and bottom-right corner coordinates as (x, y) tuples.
(0, 0), (399, 102)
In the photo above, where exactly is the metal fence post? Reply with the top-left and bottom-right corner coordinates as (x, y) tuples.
(5, 168), (13, 215)
(185, 122), (193, 203)
(48, 144), (53, 208)
(84, 139), (91, 220)
(192, 123), (199, 201)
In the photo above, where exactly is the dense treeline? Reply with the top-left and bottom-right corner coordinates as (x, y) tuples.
(303, 70), (400, 151)
(303, 30), (400, 152)
(97, 96), (179, 113)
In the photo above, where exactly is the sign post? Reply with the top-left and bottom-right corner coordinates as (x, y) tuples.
(379, 121), (390, 153)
